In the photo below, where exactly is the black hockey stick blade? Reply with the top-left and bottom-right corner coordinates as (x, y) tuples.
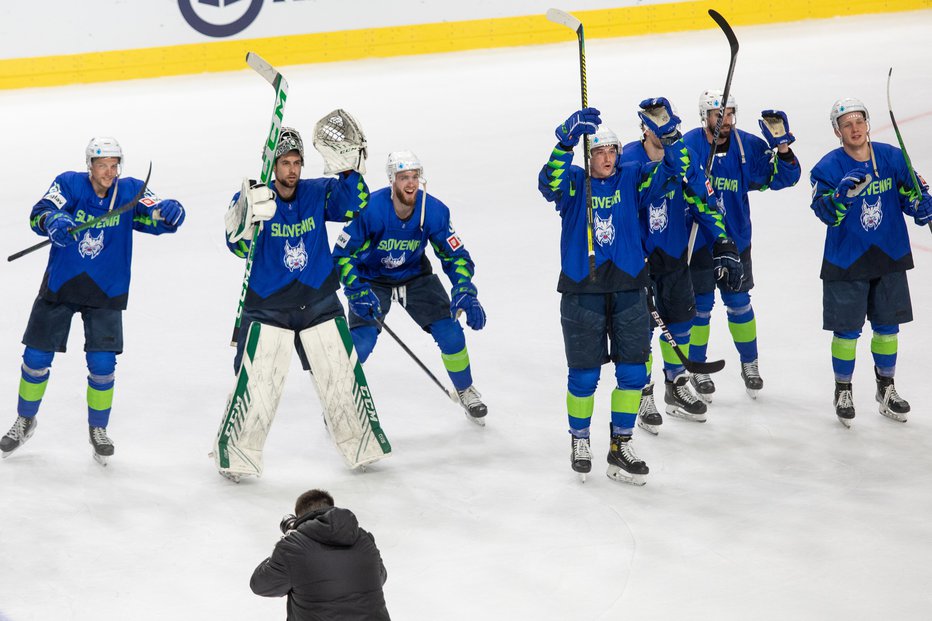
(685, 357), (726, 375)
(704, 10), (739, 174)
(8, 162), (152, 262)
(708, 10), (738, 55)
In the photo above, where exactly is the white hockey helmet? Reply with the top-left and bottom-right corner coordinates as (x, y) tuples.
(698, 89), (737, 123)
(830, 98), (870, 131)
(275, 127), (304, 163)
(589, 125), (621, 153)
(386, 150), (423, 182)
(85, 137), (123, 169)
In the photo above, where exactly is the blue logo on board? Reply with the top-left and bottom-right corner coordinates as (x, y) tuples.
(178, 0), (265, 37)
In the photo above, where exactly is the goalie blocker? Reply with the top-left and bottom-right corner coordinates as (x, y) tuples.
(212, 317), (391, 478)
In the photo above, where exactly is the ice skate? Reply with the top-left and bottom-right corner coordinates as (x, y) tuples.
(664, 374), (707, 423)
(606, 427), (648, 486)
(834, 381), (855, 428)
(637, 383), (663, 435)
(89, 426), (114, 467)
(689, 372), (715, 404)
(456, 385), (487, 426)
(1, 415), (37, 458)
(570, 435), (592, 482)
(875, 370), (909, 423)
(740, 359), (763, 399)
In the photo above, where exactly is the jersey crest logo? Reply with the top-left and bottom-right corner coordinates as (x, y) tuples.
(648, 200), (668, 233)
(860, 197), (883, 232)
(594, 213), (615, 246)
(78, 230), (104, 259)
(283, 238), (308, 272)
(381, 252), (406, 270)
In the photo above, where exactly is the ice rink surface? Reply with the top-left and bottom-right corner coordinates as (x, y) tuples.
(1, 10), (932, 620)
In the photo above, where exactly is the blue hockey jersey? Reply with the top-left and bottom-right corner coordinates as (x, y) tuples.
(332, 187), (475, 290)
(226, 172), (369, 310)
(620, 139), (727, 275)
(30, 171), (180, 310)
(683, 127), (800, 253)
(809, 142), (930, 281)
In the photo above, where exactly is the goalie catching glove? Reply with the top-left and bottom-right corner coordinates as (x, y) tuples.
(313, 109), (368, 175)
(224, 178), (277, 243)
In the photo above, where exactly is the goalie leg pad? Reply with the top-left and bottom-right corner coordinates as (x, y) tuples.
(299, 316), (391, 469)
(213, 322), (293, 477)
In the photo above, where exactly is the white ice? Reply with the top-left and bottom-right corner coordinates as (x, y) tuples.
(2, 11), (932, 620)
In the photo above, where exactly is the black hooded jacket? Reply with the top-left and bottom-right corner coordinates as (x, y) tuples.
(250, 507), (389, 620)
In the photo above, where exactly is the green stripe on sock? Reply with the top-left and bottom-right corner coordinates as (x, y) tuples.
(567, 392), (594, 421)
(87, 385), (114, 411)
(690, 324), (710, 347)
(659, 340), (684, 366)
(645, 353), (653, 377)
(441, 348), (470, 373)
(611, 388), (640, 415)
(19, 377), (48, 402)
(728, 318), (757, 344)
(871, 333), (898, 356)
(832, 336), (857, 361)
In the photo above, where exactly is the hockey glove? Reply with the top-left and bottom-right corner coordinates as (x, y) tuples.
(247, 182), (277, 224)
(913, 194), (932, 225)
(346, 285), (383, 321)
(156, 199), (185, 227)
(450, 283), (486, 330)
(280, 514), (297, 535)
(638, 98), (682, 145)
(555, 108), (601, 148)
(712, 239), (744, 291)
(758, 110), (796, 149)
(834, 171), (871, 207)
(45, 211), (77, 248)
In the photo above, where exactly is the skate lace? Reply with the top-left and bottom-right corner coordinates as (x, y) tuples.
(836, 388), (853, 409)
(91, 427), (113, 446)
(5, 417), (27, 441)
(674, 382), (701, 405)
(882, 384), (905, 407)
(618, 438), (641, 464)
(572, 437), (592, 461)
(692, 373), (712, 386)
(638, 390), (658, 416)
(742, 360), (761, 379)
(458, 386), (483, 408)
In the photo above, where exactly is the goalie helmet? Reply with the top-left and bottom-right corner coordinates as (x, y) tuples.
(85, 137), (123, 169)
(830, 98), (869, 131)
(386, 150), (423, 182)
(275, 127), (304, 163)
(698, 89), (737, 123)
(589, 126), (621, 153)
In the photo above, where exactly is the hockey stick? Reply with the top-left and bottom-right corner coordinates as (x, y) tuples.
(886, 67), (932, 235)
(646, 287), (725, 375)
(376, 319), (459, 403)
(688, 9), (739, 260)
(8, 162), (153, 262)
(230, 52), (289, 346)
(547, 8), (597, 282)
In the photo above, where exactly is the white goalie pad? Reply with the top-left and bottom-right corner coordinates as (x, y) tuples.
(213, 322), (293, 478)
(299, 316), (391, 469)
(312, 109), (368, 175)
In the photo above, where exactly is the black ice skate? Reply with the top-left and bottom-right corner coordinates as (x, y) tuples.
(1, 415), (37, 458)
(741, 359), (763, 399)
(606, 426), (648, 486)
(570, 435), (592, 482)
(457, 385), (487, 426)
(637, 383), (663, 435)
(89, 426), (115, 467)
(875, 370), (909, 423)
(689, 372), (715, 404)
(834, 381), (855, 428)
(664, 374), (708, 423)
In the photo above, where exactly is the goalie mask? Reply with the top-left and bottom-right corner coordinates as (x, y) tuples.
(275, 127), (304, 164)
(830, 98), (870, 131)
(85, 137), (123, 171)
(698, 89), (737, 124)
(312, 109), (368, 175)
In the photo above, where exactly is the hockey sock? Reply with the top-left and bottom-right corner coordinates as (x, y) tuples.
(18, 347), (54, 418)
(831, 331), (859, 382)
(86, 352), (116, 428)
(660, 320), (690, 381)
(690, 291), (714, 362)
(440, 348), (472, 392)
(611, 363), (646, 433)
(567, 368), (599, 432)
(350, 325), (379, 364)
(870, 325), (898, 377)
(723, 292), (757, 362)
(431, 318), (471, 391)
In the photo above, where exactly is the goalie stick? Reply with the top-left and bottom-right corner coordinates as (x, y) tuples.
(886, 67), (932, 235)
(546, 8), (597, 282)
(230, 52), (289, 346)
(8, 162), (153, 262)
(646, 287), (725, 375)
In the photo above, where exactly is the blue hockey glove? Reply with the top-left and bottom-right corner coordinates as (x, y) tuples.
(758, 110), (796, 149)
(156, 199), (185, 227)
(450, 283), (486, 330)
(712, 239), (744, 291)
(555, 108), (601, 148)
(638, 97), (682, 145)
(913, 194), (932, 225)
(45, 211), (77, 248)
(834, 170), (871, 207)
(346, 285), (382, 321)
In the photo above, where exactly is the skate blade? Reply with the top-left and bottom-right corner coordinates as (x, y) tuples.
(637, 419), (660, 435)
(465, 413), (486, 427)
(837, 416), (853, 428)
(696, 393), (713, 404)
(665, 407), (707, 423)
(577, 471), (588, 483)
(606, 465), (646, 486)
(1, 450), (14, 459)
(745, 388), (760, 400)
(93, 453), (110, 467)
(879, 407), (908, 423)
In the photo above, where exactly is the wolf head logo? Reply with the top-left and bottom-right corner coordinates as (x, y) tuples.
(860, 197), (883, 232)
(283, 238), (308, 272)
(381, 252), (405, 270)
(594, 213), (615, 247)
(648, 200), (668, 233)
(78, 230), (104, 259)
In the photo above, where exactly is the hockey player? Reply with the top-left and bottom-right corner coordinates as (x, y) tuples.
(538, 101), (689, 485)
(1, 137), (185, 465)
(684, 90), (801, 400)
(809, 98), (932, 427)
(214, 118), (390, 481)
(332, 151), (488, 425)
(620, 97), (743, 435)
